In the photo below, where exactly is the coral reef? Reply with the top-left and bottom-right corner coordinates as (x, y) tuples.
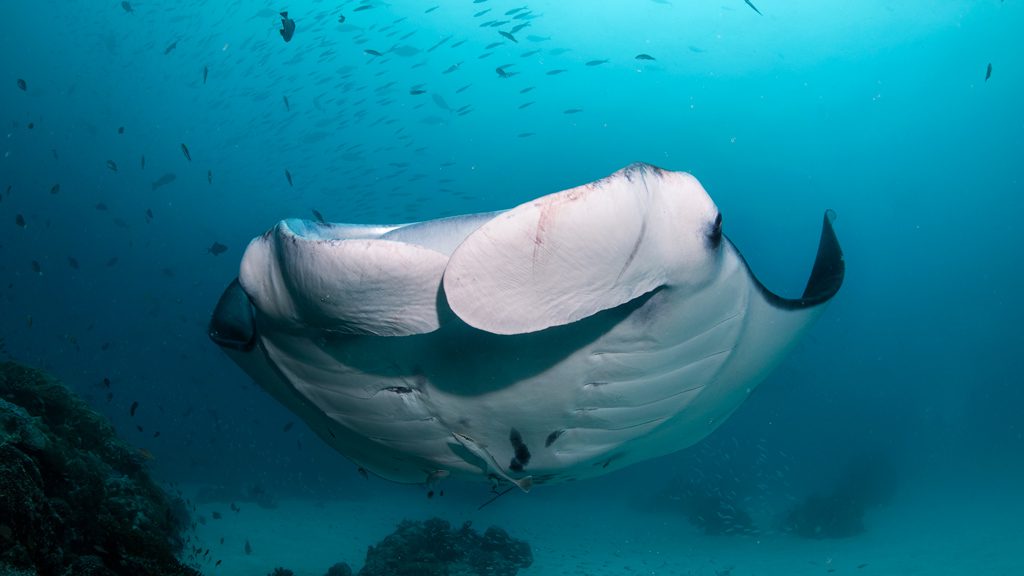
(784, 453), (896, 538)
(0, 361), (197, 575)
(324, 562), (353, 576)
(358, 517), (532, 576)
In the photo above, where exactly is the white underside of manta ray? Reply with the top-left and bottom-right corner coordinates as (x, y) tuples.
(209, 163), (844, 492)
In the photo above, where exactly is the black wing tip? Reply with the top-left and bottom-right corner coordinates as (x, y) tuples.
(800, 209), (845, 305)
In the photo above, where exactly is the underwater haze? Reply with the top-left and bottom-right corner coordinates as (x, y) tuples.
(2, 0), (1022, 574)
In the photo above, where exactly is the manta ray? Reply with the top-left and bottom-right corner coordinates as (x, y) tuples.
(209, 163), (844, 491)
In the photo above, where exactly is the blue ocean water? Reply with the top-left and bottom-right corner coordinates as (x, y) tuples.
(2, 0), (1022, 574)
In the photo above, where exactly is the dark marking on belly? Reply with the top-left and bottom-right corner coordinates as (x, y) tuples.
(545, 429), (564, 447)
(383, 386), (413, 394)
(509, 427), (531, 472)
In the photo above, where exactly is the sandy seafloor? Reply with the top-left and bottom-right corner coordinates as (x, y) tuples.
(185, 465), (1023, 576)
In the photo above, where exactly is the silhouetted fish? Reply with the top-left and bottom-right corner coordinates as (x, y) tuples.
(985, 63), (992, 81)
(283, 421), (294, 432)
(586, 59), (609, 66)
(130, 400), (139, 417)
(181, 143), (191, 161)
(312, 209), (327, 224)
(208, 242), (228, 256)
(744, 0), (762, 15)
(283, 95), (290, 111)
(207, 169), (212, 184)
(338, 14), (346, 24)
(353, 4), (372, 11)
(50, 184), (60, 194)
(499, 31), (517, 43)
(106, 160), (118, 172)
(164, 41), (177, 55)
(117, 126), (125, 134)
(140, 155), (146, 169)
(16, 79), (26, 91)
(635, 53), (656, 61)
(279, 12), (295, 42)
(67, 257), (79, 269)
(364, 49), (383, 56)
(151, 173), (176, 190)
(285, 169), (293, 186)
(203, 65), (208, 84)
(121, 1), (134, 13)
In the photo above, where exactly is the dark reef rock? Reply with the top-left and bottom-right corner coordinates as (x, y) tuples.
(324, 562), (353, 576)
(358, 517), (532, 576)
(0, 361), (197, 576)
(784, 453), (895, 539)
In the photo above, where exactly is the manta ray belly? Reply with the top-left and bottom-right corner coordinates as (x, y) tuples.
(209, 164), (844, 489)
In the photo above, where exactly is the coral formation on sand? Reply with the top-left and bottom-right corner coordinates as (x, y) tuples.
(0, 361), (197, 575)
(358, 517), (532, 576)
(784, 454), (895, 539)
(324, 562), (353, 576)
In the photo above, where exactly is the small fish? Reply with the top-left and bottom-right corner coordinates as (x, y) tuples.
(518, 101), (534, 109)
(117, 126), (125, 134)
(140, 155), (146, 170)
(181, 143), (191, 161)
(563, 108), (583, 114)
(130, 400), (139, 417)
(546, 69), (567, 75)
(207, 169), (212, 184)
(50, 183), (60, 194)
(353, 4), (373, 11)
(744, 0), (762, 15)
(102, 377), (111, 388)
(586, 59), (609, 66)
(68, 257), (79, 269)
(285, 169), (293, 186)
(364, 49), (383, 56)
(16, 78), (27, 91)
(145, 208), (154, 222)
(312, 209), (326, 223)
(121, 1), (134, 13)
(244, 540), (252, 555)
(357, 467), (369, 479)
(208, 242), (228, 256)
(26, 122), (34, 129)
(409, 88), (426, 95)
(215, 560), (222, 567)
(338, 14), (346, 24)
(279, 11), (296, 42)
(151, 173), (176, 190)
(212, 511), (222, 519)
(15, 214), (26, 227)
(442, 63), (460, 75)
(106, 160), (118, 172)
(985, 63), (992, 81)
(106, 256), (119, 267)
(283, 421), (294, 432)
(499, 31), (517, 43)
(164, 41), (177, 55)
(31, 261), (41, 275)
(635, 53), (656, 61)
(283, 95), (290, 111)
(203, 65), (208, 84)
